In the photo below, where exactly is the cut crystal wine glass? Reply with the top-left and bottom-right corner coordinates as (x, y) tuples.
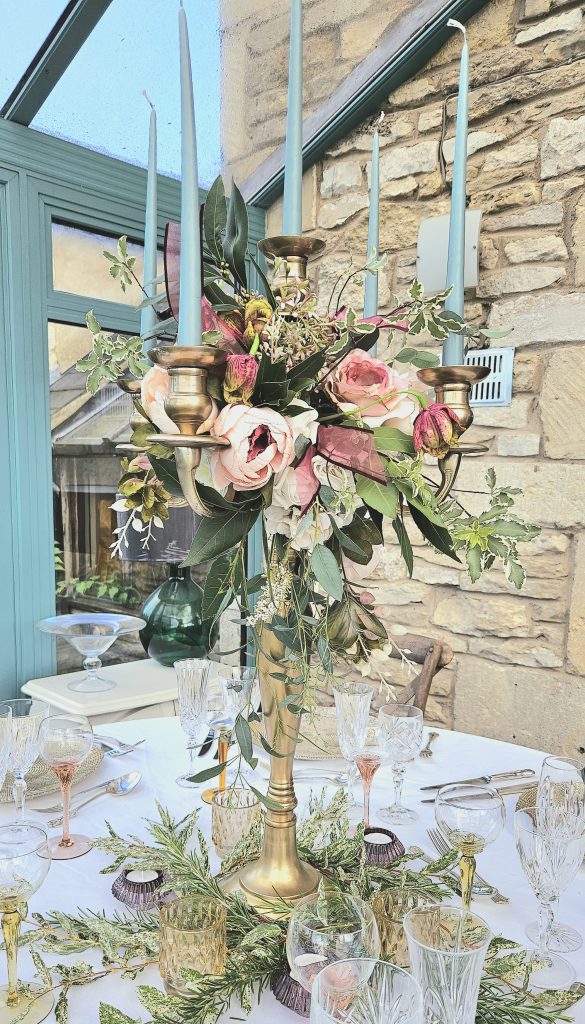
(515, 806), (585, 989)
(0, 707), (12, 793)
(311, 958), (423, 1024)
(36, 613), (145, 692)
(38, 714), (94, 859)
(175, 658), (212, 788)
(287, 891), (380, 993)
(0, 823), (53, 1024)
(377, 704), (424, 825)
(435, 784), (505, 910)
(0, 699), (49, 822)
(526, 755), (585, 953)
(404, 905), (491, 1024)
(332, 683), (373, 807)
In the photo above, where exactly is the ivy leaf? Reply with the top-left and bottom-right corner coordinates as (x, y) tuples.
(506, 560), (526, 589)
(310, 544), (344, 602)
(356, 475), (399, 519)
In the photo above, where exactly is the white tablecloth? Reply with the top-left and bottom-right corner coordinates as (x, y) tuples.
(2, 719), (583, 1023)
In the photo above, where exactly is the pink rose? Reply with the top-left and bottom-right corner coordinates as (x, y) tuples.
(141, 365), (178, 435)
(210, 405), (295, 492)
(324, 349), (417, 430)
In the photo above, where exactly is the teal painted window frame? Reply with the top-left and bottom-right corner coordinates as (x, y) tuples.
(0, 118), (265, 698)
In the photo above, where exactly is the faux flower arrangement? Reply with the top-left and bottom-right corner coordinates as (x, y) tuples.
(78, 176), (537, 779)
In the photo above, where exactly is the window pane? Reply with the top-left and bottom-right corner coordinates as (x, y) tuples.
(0, 1), (67, 107)
(52, 222), (162, 305)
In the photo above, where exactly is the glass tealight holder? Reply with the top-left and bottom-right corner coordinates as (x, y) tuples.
(211, 788), (261, 861)
(159, 897), (227, 997)
(373, 888), (433, 968)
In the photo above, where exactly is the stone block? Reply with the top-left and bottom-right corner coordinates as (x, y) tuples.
(473, 396), (533, 429)
(516, 8), (582, 44)
(480, 238), (499, 270)
(488, 292), (585, 345)
(471, 183), (540, 215)
(339, 10), (386, 60)
(418, 107), (442, 133)
(455, 459), (585, 529)
(377, 175), (418, 198)
(540, 346), (585, 458)
(317, 193), (368, 229)
(478, 264), (565, 297)
(496, 432), (540, 456)
(486, 202), (563, 231)
(379, 141), (437, 181)
(321, 161), (362, 198)
(572, 193), (585, 286)
(483, 138), (539, 172)
(541, 114), (585, 178)
(412, 564), (461, 587)
(513, 352), (543, 392)
(504, 235), (568, 263)
(467, 635), (563, 668)
(432, 591), (534, 638)
(425, 696), (453, 728)
(442, 131), (505, 164)
(567, 535), (585, 674)
(453, 655), (585, 755)
(542, 175), (582, 201)
(459, 569), (565, 600)
(524, 0), (552, 15)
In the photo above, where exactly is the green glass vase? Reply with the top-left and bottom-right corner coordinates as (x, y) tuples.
(139, 565), (218, 667)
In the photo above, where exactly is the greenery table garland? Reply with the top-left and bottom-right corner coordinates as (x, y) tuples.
(12, 794), (581, 1024)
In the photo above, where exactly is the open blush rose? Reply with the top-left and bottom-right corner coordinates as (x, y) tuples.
(210, 405), (295, 492)
(141, 365), (179, 435)
(324, 349), (417, 430)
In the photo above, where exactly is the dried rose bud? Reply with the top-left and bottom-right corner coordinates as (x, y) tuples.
(413, 402), (462, 458)
(223, 354), (258, 405)
(243, 297), (272, 346)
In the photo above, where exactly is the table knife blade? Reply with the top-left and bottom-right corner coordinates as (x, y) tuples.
(421, 780), (536, 804)
(420, 768), (536, 792)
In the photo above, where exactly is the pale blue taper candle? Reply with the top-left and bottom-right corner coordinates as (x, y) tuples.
(282, 0), (303, 236)
(141, 97), (158, 357)
(443, 20), (468, 366)
(178, 4), (201, 347)
(363, 128), (380, 318)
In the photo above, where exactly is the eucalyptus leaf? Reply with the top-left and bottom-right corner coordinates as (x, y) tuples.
(310, 545), (344, 602)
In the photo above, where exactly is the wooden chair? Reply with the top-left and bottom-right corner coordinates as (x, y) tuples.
(382, 632), (453, 715)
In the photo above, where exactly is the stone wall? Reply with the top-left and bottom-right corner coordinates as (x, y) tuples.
(224, 0), (585, 756)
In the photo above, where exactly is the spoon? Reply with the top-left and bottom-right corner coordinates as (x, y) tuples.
(47, 771), (141, 828)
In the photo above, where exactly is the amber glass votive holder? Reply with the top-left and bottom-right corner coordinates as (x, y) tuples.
(212, 787), (261, 861)
(373, 888), (433, 968)
(159, 897), (227, 997)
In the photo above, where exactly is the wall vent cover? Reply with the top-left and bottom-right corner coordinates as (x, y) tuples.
(466, 347), (514, 407)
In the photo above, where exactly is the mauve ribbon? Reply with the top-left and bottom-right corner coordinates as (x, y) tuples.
(317, 425), (386, 483)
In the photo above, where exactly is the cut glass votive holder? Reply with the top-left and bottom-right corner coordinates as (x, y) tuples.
(159, 897), (227, 997)
(211, 787), (261, 861)
(373, 888), (434, 968)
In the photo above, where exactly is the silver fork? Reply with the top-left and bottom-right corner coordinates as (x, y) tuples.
(427, 827), (509, 904)
(105, 739), (145, 758)
(420, 731), (439, 759)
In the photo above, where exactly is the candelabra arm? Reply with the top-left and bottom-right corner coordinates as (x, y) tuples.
(435, 450), (463, 503)
(174, 446), (215, 519)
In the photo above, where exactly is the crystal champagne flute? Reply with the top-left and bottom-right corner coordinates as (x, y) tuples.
(355, 745), (389, 830)
(0, 699), (50, 821)
(435, 784), (505, 910)
(377, 704), (424, 824)
(332, 683), (373, 807)
(38, 714), (94, 859)
(175, 658), (212, 788)
(0, 708), (12, 791)
(0, 823), (53, 1024)
(515, 806), (585, 989)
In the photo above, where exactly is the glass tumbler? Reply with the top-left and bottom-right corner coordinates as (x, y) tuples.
(404, 905), (491, 1024)
(159, 897), (227, 997)
(311, 958), (423, 1024)
(211, 788), (261, 861)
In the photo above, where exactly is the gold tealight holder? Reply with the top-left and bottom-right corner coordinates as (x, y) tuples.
(417, 364), (490, 502)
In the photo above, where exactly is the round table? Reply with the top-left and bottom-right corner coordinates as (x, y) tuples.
(2, 719), (584, 1023)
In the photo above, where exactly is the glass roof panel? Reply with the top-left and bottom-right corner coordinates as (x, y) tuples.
(0, 0), (68, 107)
(30, 0), (221, 186)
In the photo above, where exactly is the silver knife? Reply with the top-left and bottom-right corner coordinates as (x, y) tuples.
(420, 768), (535, 792)
(421, 781), (536, 804)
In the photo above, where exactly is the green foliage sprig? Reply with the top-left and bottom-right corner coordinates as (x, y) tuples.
(77, 311), (149, 395)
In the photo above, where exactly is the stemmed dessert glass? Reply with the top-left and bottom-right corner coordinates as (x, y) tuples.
(355, 745), (389, 830)
(37, 613), (145, 692)
(435, 784), (505, 909)
(332, 683), (374, 806)
(527, 754), (585, 953)
(0, 699), (50, 821)
(377, 704), (424, 825)
(38, 714), (94, 859)
(0, 823), (53, 1024)
(175, 658), (212, 788)
(515, 806), (585, 989)
(287, 891), (380, 993)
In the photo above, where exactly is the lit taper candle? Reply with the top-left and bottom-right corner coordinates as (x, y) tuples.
(177, 3), (201, 347)
(282, 0), (303, 236)
(443, 19), (468, 366)
(141, 92), (158, 357)
(363, 120), (380, 318)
